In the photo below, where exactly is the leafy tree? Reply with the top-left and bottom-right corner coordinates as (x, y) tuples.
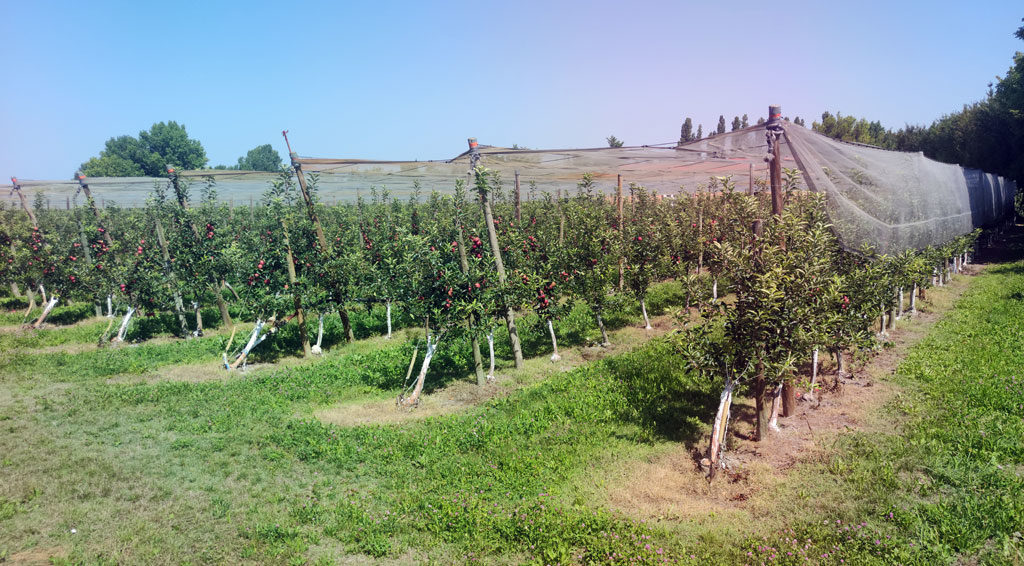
(80, 121), (207, 177)
(756, 117), (765, 126)
(731, 116), (742, 131)
(696, 124), (703, 140)
(606, 135), (624, 148)
(679, 118), (695, 144)
(741, 114), (749, 128)
(716, 115), (726, 134)
(236, 144), (284, 172)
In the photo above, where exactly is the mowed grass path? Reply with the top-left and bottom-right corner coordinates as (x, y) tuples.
(2, 260), (1024, 564)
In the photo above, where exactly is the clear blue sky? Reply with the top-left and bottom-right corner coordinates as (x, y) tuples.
(1, 0), (1021, 180)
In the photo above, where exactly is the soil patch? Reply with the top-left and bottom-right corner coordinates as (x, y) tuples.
(606, 263), (981, 520)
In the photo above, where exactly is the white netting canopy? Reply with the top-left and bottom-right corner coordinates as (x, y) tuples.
(3, 124), (1014, 254)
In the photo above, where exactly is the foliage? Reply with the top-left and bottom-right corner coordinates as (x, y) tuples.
(605, 135), (624, 148)
(80, 121), (207, 177)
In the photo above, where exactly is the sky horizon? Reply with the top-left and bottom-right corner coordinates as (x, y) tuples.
(2, 0), (1021, 180)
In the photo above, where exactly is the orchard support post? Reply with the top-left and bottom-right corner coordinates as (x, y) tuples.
(469, 137), (524, 369)
(167, 165), (232, 329)
(76, 173), (114, 247)
(453, 185), (486, 385)
(766, 106), (796, 417)
(153, 217), (192, 338)
(617, 174), (625, 290)
(9, 178), (38, 228)
(280, 218), (312, 358)
(514, 170), (521, 224)
(283, 130), (354, 342)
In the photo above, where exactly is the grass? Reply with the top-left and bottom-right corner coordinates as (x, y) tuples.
(2, 265), (1023, 564)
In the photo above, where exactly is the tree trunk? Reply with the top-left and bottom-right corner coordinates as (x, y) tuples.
(705, 378), (735, 481)
(154, 218), (191, 337)
(10, 282), (21, 298)
(311, 314), (325, 355)
(386, 300), (393, 339)
(339, 308), (355, 342)
(782, 379), (796, 417)
(595, 312), (610, 346)
(453, 215), (485, 384)
(400, 336), (438, 408)
(280, 219), (311, 358)
(26, 287), (37, 311)
(32, 296), (59, 328)
(754, 362), (772, 441)
(112, 307), (136, 343)
(228, 320), (267, 370)
(911, 283), (918, 314)
(38, 285), (47, 304)
(769, 384), (784, 431)
(213, 289), (232, 329)
(897, 287), (904, 319)
(478, 184), (524, 368)
(640, 298), (652, 330)
(194, 302), (204, 337)
(547, 319), (561, 362)
(712, 278), (718, 302)
(106, 295), (113, 317)
(834, 349), (845, 375)
(486, 331), (496, 382)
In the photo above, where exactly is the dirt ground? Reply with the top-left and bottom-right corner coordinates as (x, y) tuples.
(605, 263), (982, 520)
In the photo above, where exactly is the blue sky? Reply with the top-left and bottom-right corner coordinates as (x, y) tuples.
(1, 0), (1021, 179)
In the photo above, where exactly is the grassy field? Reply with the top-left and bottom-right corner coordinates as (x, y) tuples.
(1, 259), (1023, 564)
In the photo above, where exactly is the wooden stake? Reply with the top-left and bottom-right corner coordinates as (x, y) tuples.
(617, 174), (624, 290)
(514, 170), (521, 223)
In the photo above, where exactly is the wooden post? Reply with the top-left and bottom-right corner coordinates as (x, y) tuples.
(767, 105), (796, 417)
(470, 137), (524, 369)
(617, 174), (624, 290)
(454, 190), (486, 385)
(767, 105), (784, 218)
(76, 173), (114, 247)
(283, 131), (354, 342)
(514, 170), (521, 223)
(9, 178), (38, 228)
(280, 217), (311, 357)
(154, 217), (192, 338)
(66, 196), (70, 210)
(748, 163), (754, 195)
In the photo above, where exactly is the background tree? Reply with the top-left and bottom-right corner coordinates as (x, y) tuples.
(679, 117), (695, 144)
(731, 116), (742, 131)
(80, 121), (207, 177)
(696, 124), (703, 139)
(741, 114), (749, 128)
(717, 115), (727, 134)
(606, 135), (624, 148)
(236, 144), (284, 172)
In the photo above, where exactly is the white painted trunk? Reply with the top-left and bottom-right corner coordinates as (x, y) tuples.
(32, 296), (59, 328)
(641, 299), (652, 330)
(712, 278), (718, 302)
(896, 287), (904, 319)
(38, 285), (47, 304)
(229, 320), (265, 370)
(311, 314), (324, 355)
(547, 319), (561, 362)
(707, 378), (735, 474)
(385, 300), (392, 339)
(113, 307), (136, 343)
(596, 313), (610, 346)
(487, 331), (495, 381)
(769, 384), (783, 431)
(811, 348), (819, 387)
(911, 283), (918, 314)
(107, 295), (114, 317)
(403, 337), (439, 407)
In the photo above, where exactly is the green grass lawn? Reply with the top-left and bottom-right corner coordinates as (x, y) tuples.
(1, 265), (1023, 564)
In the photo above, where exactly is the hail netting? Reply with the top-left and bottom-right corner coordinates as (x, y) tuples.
(2, 124), (1014, 254)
